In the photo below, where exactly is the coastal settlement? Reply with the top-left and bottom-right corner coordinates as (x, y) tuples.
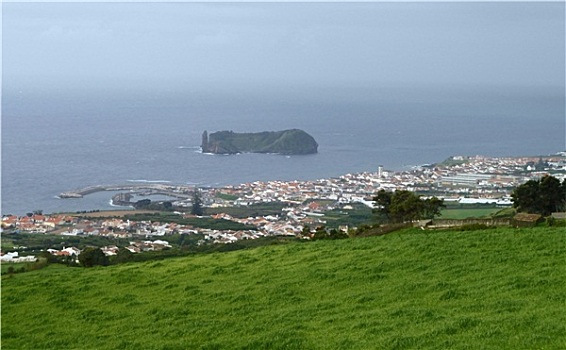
(2, 153), (565, 260)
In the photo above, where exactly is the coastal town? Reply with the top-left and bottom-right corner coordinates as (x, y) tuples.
(2, 153), (565, 261)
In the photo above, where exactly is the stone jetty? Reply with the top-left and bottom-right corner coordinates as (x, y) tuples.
(59, 184), (193, 199)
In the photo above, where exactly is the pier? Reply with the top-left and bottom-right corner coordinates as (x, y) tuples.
(59, 184), (194, 199)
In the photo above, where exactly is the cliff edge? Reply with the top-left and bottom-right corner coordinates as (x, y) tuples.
(201, 129), (318, 155)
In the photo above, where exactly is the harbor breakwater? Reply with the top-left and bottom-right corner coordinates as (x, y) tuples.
(59, 184), (193, 200)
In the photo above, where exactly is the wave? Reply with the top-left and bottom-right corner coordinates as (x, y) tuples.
(200, 151), (239, 156)
(109, 199), (134, 208)
(126, 179), (172, 183)
(178, 146), (200, 149)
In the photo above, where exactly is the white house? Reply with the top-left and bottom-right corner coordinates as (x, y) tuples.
(1, 252), (37, 263)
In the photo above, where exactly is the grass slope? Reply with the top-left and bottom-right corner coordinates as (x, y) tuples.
(440, 208), (501, 219)
(2, 227), (565, 349)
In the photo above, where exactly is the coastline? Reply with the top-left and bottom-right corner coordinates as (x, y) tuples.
(2, 153), (564, 217)
(31, 152), (565, 217)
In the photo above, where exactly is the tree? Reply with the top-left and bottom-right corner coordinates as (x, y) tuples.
(511, 179), (540, 214)
(311, 226), (328, 240)
(78, 247), (108, 267)
(133, 199), (151, 209)
(300, 225), (311, 238)
(423, 196), (445, 219)
(540, 175), (565, 214)
(373, 190), (444, 224)
(512, 175), (566, 216)
(373, 190), (393, 222)
(388, 190), (424, 223)
(191, 189), (204, 216)
(38, 250), (59, 264)
(310, 226), (347, 240)
(113, 248), (134, 264)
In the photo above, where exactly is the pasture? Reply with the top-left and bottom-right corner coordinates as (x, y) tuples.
(2, 226), (564, 349)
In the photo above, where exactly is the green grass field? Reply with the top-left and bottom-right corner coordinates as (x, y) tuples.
(2, 227), (565, 349)
(440, 208), (501, 219)
(323, 203), (374, 228)
(0, 262), (21, 274)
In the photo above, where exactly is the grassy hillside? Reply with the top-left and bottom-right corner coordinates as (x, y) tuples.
(2, 227), (565, 349)
(440, 208), (501, 219)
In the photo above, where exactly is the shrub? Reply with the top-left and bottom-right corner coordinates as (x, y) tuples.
(78, 248), (109, 267)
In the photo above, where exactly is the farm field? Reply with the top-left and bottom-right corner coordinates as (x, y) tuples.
(2, 226), (565, 349)
(1, 262), (26, 275)
(439, 207), (501, 219)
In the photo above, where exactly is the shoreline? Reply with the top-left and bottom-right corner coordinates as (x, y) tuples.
(5, 153), (565, 217)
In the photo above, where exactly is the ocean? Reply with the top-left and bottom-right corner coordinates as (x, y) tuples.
(2, 84), (564, 215)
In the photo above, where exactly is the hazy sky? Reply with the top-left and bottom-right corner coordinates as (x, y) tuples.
(3, 2), (564, 94)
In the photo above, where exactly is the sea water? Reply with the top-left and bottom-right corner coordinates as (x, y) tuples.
(2, 84), (564, 215)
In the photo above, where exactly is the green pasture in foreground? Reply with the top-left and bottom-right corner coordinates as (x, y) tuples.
(439, 207), (501, 219)
(2, 227), (565, 349)
(0, 262), (23, 274)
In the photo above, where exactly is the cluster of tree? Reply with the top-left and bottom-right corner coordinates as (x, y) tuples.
(77, 247), (139, 267)
(2, 259), (49, 275)
(24, 210), (44, 217)
(133, 199), (174, 211)
(511, 175), (566, 216)
(124, 213), (253, 231)
(78, 247), (109, 267)
(304, 226), (349, 240)
(74, 210), (101, 214)
(4, 232), (132, 253)
(373, 190), (445, 224)
(37, 251), (79, 267)
(205, 202), (287, 218)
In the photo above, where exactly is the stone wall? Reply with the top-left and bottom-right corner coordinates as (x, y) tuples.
(427, 218), (511, 229)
